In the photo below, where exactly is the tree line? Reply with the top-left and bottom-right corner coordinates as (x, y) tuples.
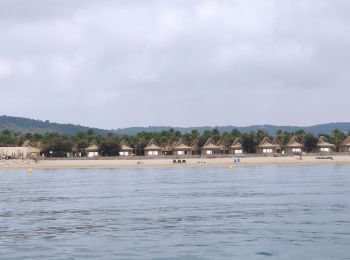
(0, 128), (349, 157)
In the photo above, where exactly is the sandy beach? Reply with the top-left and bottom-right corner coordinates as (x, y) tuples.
(1, 155), (350, 170)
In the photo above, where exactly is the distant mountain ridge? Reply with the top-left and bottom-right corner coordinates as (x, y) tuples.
(1, 115), (349, 136)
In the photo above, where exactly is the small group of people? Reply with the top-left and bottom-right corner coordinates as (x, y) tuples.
(233, 158), (240, 164)
(173, 159), (187, 164)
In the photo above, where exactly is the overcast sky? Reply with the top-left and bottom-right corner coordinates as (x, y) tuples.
(0, 0), (349, 129)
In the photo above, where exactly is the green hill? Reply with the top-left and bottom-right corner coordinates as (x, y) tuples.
(0, 115), (110, 136)
(1, 115), (349, 136)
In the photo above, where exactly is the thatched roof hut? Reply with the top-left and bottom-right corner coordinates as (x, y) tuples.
(201, 138), (221, 155)
(85, 140), (100, 152)
(317, 136), (335, 153)
(286, 136), (304, 148)
(120, 139), (133, 151)
(172, 139), (192, 155)
(285, 135), (304, 154)
(119, 139), (133, 156)
(257, 137), (278, 154)
(229, 137), (244, 154)
(144, 138), (162, 156)
(85, 140), (100, 157)
(21, 140), (41, 157)
(341, 136), (350, 152)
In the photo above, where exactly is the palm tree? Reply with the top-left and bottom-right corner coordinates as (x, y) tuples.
(332, 129), (346, 152)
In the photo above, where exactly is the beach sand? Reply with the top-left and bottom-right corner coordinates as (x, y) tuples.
(1, 156), (350, 169)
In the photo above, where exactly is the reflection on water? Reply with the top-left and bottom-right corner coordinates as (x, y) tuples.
(1, 165), (350, 259)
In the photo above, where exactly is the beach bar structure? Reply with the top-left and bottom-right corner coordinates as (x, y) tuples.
(144, 139), (162, 156)
(172, 139), (192, 156)
(119, 139), (133, 156)
(21, 140), (41, 158)
(0, 147), (29, 159)
(257, 137), (278, 154)
(201, 138), (221, 155)
(229, 137), (244, 155)
(340, 136), (350, 152)
(285, 135), (304, 154)
(85, 140), (100, 157)
(317, 136), (335, 153)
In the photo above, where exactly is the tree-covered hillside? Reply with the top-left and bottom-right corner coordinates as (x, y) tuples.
(0, 115), (110, 136)
(1, 115), (350, 136)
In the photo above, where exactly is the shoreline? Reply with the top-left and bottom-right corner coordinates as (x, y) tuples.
(1, 156), (350, 170)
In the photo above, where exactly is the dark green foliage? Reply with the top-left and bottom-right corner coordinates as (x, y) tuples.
(0, 125), (348, 157)
(304, 134), (318, 153)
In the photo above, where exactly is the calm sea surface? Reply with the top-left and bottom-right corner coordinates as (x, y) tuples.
(0, 165), (350, 259)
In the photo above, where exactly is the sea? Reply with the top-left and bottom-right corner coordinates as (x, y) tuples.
(0, 165), (350, 259)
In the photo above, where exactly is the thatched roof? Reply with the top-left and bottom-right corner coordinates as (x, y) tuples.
(173, 139), (192, 150)
(28, 146), (41, 154)
(120, 139), (133, 151)
(202, 138), (220, 150)
(317, 136), (335, 148)
(144, 138), (162, 150)
(85, 140), (100, 152)
(341, 136), (350, 146)
(258, 137), (277, 148)
(22, 140), (32, 147)
(230, 137), (243, 149)
(286, 135), (304, 148)
(22, 140), (42, 151)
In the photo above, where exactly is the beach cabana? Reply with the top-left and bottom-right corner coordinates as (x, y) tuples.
(144, 139), (162, 156)
(85, 140), (100, 157)
(172, 139), (192, 156)
(119, 139), (133, 156)
(257, 137), (278, 154)
(229, 137), (244, 155)
(285, 135), (304, 154)
(317, 136), (335, 153)
(340, 136), (350, 152)
(22, 140), (41, 158)
(201, 138), (221, 155)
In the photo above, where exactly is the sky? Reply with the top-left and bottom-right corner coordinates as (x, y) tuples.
(0, 0), (349, 129)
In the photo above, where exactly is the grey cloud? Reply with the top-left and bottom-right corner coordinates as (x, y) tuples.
(0, 0), (349, 128)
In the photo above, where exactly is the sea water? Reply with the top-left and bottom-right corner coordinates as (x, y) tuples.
(0, 165), (349, 259)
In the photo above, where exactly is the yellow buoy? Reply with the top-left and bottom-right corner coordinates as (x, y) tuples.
(27, 168), (33, 174)
(228, 165), (234, 170)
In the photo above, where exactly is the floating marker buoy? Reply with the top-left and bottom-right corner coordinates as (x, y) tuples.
(27, 168), (33, 174)
(228, 165), (234, 170)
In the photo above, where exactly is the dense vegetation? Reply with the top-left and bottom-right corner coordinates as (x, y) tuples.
(0, 127), (349, 157)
